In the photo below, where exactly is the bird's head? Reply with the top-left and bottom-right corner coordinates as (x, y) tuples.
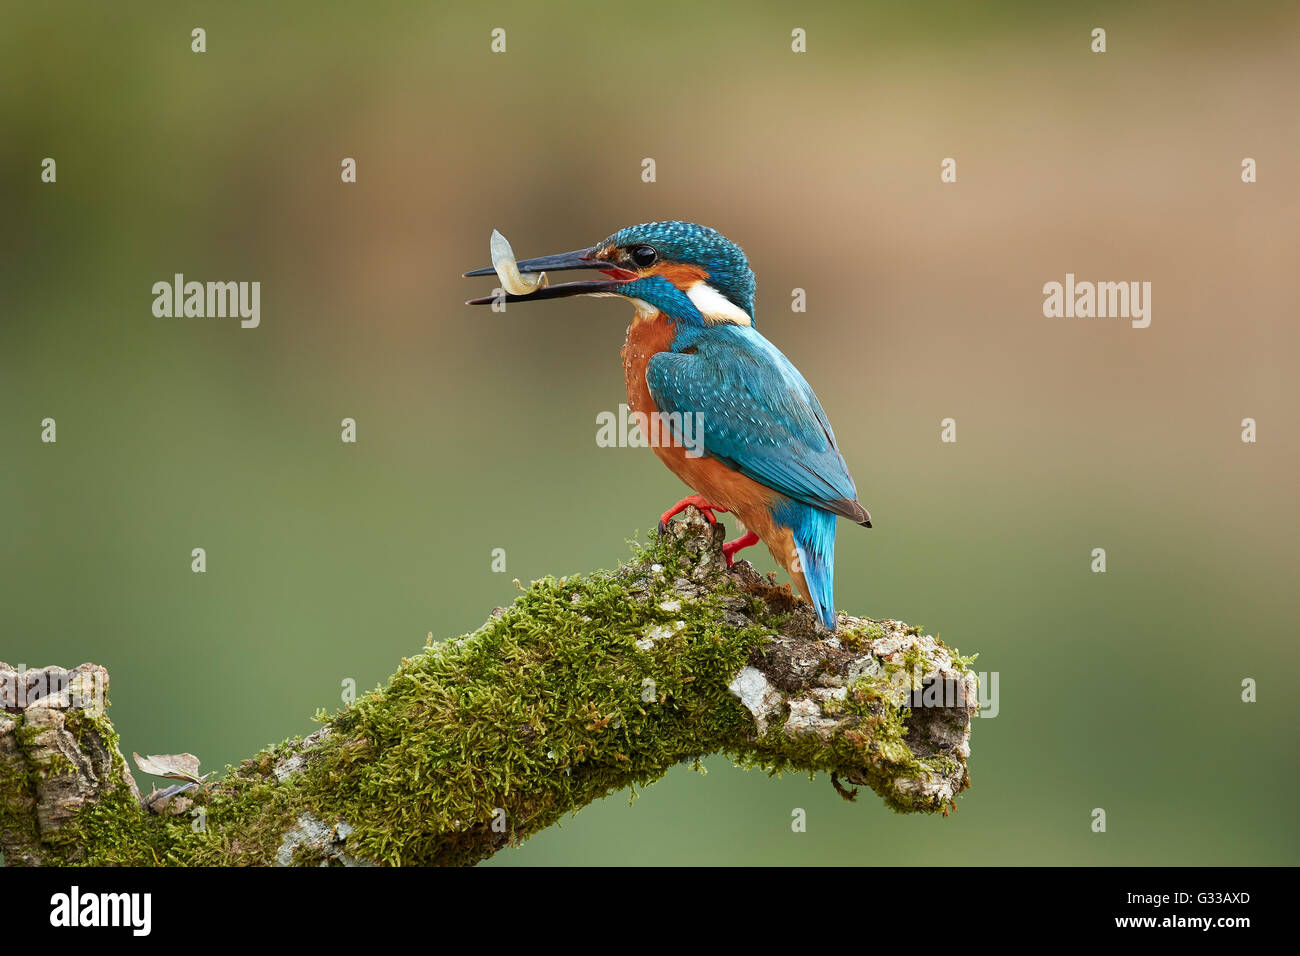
(465, 220), (756, 327)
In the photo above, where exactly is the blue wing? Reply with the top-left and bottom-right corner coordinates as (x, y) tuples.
(645, 325), (870, 525)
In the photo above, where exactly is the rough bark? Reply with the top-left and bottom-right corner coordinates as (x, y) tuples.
(0, 509), (978, 867)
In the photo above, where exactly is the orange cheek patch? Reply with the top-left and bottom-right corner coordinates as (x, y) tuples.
(648, 262), (710, 288)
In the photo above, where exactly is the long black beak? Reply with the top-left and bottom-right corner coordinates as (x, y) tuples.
(463, 246), (605, 279)
(463, 245), (627, 305)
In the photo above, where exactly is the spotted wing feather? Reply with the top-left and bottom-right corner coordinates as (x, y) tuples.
(646, 325), (870, 525)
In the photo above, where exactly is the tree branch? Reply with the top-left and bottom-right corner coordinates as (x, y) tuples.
(0, 508), (978, 866)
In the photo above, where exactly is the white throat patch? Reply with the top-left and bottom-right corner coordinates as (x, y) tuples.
(686, 281), (752, 326)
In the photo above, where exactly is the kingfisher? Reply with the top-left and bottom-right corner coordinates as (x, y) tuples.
(465, 221), (871, 630)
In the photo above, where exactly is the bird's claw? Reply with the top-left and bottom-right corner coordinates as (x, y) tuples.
(658, 495), (728, 535)
(721, 530), (761, 567)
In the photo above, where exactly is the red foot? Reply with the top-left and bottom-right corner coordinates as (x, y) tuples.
(722, 530), (760, 567)
(658, 494), (729, 534)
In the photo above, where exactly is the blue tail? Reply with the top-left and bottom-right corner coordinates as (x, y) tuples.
(773, 500), (839, 630)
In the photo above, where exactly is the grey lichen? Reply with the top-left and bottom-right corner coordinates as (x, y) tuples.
(728, 666), (785, 734)
(275, 812), (375, 867)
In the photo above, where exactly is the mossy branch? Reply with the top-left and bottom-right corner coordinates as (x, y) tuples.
(0, 509), (977, 867)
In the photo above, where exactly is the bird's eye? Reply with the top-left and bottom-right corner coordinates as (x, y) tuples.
(629, 245), (657, 268)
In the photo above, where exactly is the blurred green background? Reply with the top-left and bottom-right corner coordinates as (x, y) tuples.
(3, 1), (1297, 865)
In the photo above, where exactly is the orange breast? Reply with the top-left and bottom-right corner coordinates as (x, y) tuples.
(620, 312), (808, 599)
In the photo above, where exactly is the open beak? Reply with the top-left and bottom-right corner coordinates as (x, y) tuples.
(463, 246), (633, 305)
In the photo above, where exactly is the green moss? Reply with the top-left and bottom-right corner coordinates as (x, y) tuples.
(838, 622), (885, 651)
(0, 716), (40, 860)
(33, 527), (968, 865)
(300, 533), (771, 865)
(900, 643), (928, 690)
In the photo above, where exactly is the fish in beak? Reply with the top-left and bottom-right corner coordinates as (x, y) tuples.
(463, 231), (635, 305)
